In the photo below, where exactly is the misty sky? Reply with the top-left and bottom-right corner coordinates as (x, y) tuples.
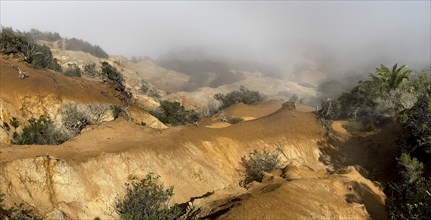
(1, 1), (430, 77)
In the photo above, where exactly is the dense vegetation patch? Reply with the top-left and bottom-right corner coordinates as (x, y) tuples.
(11, 115), (67, 145)
(387, 154), (431, 219)
(320, 64), (431, 218)
(214, 86), (264, 109)
(115, 173), (182, 220)
(151, 101), (200, 125)
(0, 27), (61, 71)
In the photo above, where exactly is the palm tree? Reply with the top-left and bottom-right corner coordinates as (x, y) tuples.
(369, 64), (413, 92)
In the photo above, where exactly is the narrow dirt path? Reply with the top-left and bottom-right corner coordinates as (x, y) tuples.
(328, 121), (401, 182)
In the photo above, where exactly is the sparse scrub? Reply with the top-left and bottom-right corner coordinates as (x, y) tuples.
(62, 105), (90, 137)
(64, 63), (81, 77)
(241, 150), (281, 185)
(214, 86), (264, 109)
(139, 81), (161, 98)
(115, 173), (182, 220)
(151, 101), (200, 125)
(317, 98), (339, 133)
(11, 115), (67, 145)
(82, 63), (100, 79)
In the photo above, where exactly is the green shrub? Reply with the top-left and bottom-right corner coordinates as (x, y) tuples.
(241, 150), (281, 185)
(11, 115), (67, 145)
(214, 86), (264, 109)
(401, 92), (431, 154)
(387, 154), (431, 220)
(342, 119), (374, 133)
(115, 173), (182, 220)
(100, 62), (131, 104)
(151, 101), (200, 125)
(335, 64), (420, 129)
(226, 117), (243, 124)
(9, 117), (20, 129)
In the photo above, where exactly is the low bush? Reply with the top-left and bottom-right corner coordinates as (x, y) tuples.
(151, 101), (200, 125)
(11, 115), (67, 145)
(241, 150), (281, 185)
(115, 173), (182, 220)
(64, 63), (81, 77)
(214, 86), (264, 109)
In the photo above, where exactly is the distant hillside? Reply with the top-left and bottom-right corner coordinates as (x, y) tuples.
(24, 28), (109, 58)
(158, 59), (245, 91)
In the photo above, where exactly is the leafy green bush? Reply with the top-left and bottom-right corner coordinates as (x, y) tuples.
(11, 115), (67, 145)
(115, 173), (182, 220)
(387, 154), (431, 220)
(241, 150), (281, 185)
(9, 117), (20, 129)
(342, 119), (374, 133)
(214, 86), (264, 109)
(151, 101), (200, 125)
(0, 27), (61, 71)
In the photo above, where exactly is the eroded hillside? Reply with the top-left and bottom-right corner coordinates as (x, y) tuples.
(0, 45), (387, 220)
